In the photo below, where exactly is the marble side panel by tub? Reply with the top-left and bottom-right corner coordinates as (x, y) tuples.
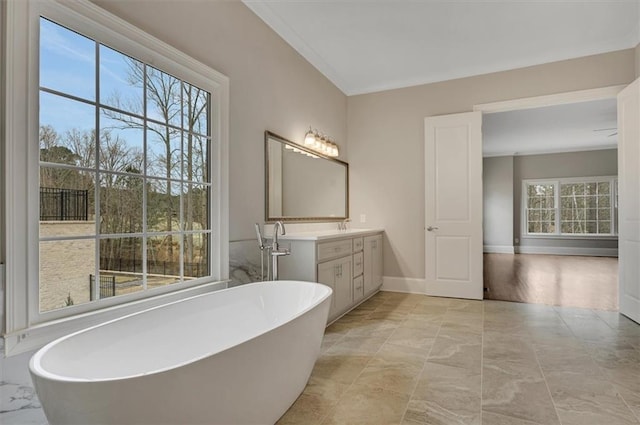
(0, 338), (47, 424)
(229, 239), (265, 287)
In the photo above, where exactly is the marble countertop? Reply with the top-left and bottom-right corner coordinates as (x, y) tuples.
(275, 228), (384, 241)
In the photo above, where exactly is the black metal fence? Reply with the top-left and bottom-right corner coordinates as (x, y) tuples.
(40, 187), (89, 221)
(89, 274), (116, 300)
(100, 257), (206, 278)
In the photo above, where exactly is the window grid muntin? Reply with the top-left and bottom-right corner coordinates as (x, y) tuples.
(39, 87), (212, 140)
(524, 177), (617, 237)
(38, 17), (212, 312)
(525, 183), (557, 235)
(560, 180), (612, 235)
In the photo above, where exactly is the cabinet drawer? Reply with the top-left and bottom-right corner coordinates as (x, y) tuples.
(317, 239), (353, 262)
(353, 275), (364, 302)
(353, 237), (364, 252)
(353, 251), (364, 277)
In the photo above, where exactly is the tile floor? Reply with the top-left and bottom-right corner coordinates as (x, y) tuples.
(277, 291), (640, 425)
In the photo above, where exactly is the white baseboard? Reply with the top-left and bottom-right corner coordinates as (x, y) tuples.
(515, 246), (618, 257)
(381, 276), (426, 294)
(483, 245), (515, 254)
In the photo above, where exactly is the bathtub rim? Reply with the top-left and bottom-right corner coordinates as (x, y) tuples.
(30, 280), (332, 383)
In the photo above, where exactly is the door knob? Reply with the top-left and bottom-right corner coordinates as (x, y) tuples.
(427, 226), (439, 231)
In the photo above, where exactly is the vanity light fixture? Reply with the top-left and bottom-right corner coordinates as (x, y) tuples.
(304, 128), (316, 146)
(285, 143), (320, 159)
(303, 127), (340, 157)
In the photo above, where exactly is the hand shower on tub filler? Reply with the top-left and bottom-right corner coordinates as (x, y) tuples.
(255, 222), (290, 281)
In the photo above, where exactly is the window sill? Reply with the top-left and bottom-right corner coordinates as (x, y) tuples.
(522, 234), (618, 241)
(3, 279), (228, 357)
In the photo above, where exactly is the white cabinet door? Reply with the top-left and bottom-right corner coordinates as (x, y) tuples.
(618, 78), (640, 324)
(364, 235), (383, 296)
(424, 112), (483, 300)
(371, 235), (383, 288)
(353, 275), (364, 303)
(317, 260), (337, 319)
(333, 256), (353, 315)
(318, 256), (352, 321)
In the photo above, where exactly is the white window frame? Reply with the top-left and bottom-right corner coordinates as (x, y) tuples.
(3, 0), (229, 355)
(522, 176), (618, 239)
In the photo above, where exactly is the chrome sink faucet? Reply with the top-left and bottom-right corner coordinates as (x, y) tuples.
(271, 221), (290, 280)
(338, 218), (351, 231)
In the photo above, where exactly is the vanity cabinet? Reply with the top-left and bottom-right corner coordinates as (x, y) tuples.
(318, 256), (352, 319)
(277, 229), (383, 323)
(363, 235), (383, 297)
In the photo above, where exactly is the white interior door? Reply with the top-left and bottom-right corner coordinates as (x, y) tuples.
(425, 112), (483, 300)
(618, 78), (640, 324)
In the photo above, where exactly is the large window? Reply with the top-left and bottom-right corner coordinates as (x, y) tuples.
(39, 18), (212, 312)
(4, 0), (228, 351)
(524, 177), (617, 236)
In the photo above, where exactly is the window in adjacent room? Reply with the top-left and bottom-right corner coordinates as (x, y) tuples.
(523, 177), (617, 237)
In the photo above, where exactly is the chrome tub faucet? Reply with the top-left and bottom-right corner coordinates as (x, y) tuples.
(271, 221), (290, 280)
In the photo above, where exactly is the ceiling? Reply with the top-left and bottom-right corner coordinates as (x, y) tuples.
(243, 0), (640, 96)
(482, 98), (617, 157)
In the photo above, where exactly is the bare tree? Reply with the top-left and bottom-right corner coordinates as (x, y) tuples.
(105, 59), (209, 272)
(183, 84), (208, 270)
(106, 61), (182, 262)
(65, 128), (95, 169)
(39, 123), (144, 264)
(39, 125), (82, 190)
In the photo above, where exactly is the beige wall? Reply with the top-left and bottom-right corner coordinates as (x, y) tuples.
(483, 156), (514, 249)
(92, 0), (348, 242)
(636, 43), (640, 78)
(348, 49), (635, 279)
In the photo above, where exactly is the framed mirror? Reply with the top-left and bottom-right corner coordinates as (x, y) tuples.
(265, 131), (349, 222)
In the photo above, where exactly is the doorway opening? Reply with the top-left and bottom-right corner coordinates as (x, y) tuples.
(478, 93), (620, 311)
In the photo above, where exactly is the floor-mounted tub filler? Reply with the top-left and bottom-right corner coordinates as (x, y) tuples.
(30, 281), (332, 425)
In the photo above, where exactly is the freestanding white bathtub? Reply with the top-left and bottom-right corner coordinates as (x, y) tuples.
(30, 280), (332, 425)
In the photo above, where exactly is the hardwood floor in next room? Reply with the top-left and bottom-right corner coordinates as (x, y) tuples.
(483, 253), (619, 310)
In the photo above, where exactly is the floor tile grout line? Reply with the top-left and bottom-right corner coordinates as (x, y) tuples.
(314, 292), (640, 425)
(530, 309), (566, 425)
(314, 297), (384, 424)
(618, 391), (640, 424)
(542, 304), (639, 425)
(399, 297), (458, 425)
(480, 299), (484, 425)
(560, 306), (640, 424)
(369, 294), (448, 424)
(316, 293), (420, 424)
(481, 410), (546, 425)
